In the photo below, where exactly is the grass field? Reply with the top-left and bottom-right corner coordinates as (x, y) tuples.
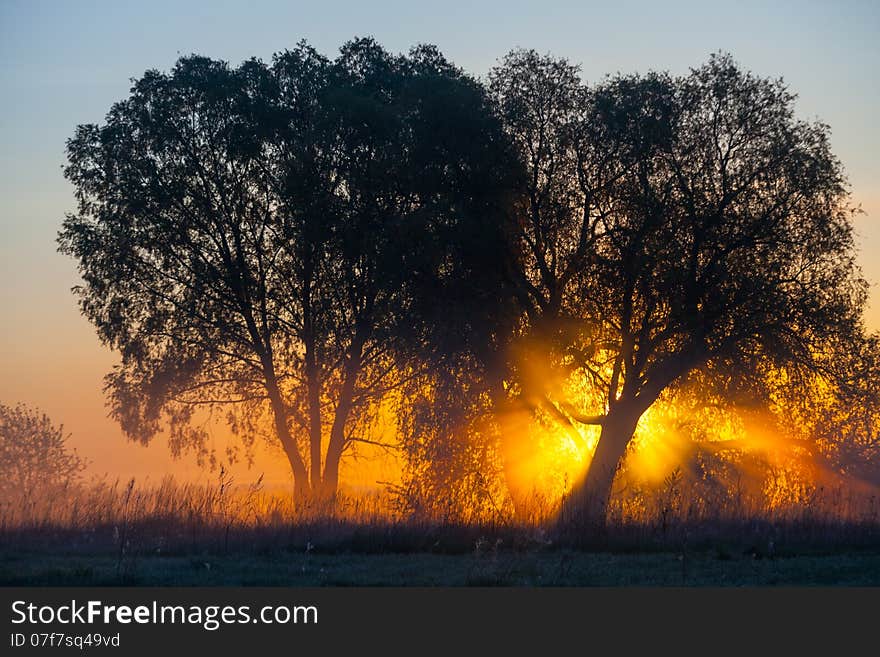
(3, 548), (880, 586)
(3, 478), (880, 586)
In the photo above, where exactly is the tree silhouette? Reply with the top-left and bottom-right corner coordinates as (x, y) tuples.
(487, 49), (607, 514)
(0, 403), (87, 499)
(59, 39), (873, 522)
(794, 334), (880, 486)
(59, 39), (515, 500)
(492, 51), (868, 525)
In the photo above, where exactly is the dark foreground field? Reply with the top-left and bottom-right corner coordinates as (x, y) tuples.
(4, 481), (880, 586)
(4, 547), (880, 586)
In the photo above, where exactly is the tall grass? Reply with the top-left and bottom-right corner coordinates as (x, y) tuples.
(2, 470), (879, 558)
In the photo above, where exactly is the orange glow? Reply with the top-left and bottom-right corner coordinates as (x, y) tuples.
(338, 394), (404, 497)
(497, 402), (598, 509)
(492, 343), (841, 519)
(1, 316), (870, 522)
(626, 404), (695, 485)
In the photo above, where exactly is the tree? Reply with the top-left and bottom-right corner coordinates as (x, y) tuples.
(59, 39), (516, 501)
(486, 50), (606, 514)
(788, 334), (880, 487)
(492, 51), (868, 525)
(0, 403), (87, 499)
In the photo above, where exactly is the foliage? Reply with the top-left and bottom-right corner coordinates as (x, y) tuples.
(58, 40), (877, 520)
(59, 39), (516, 499)
(0, 403), (87, 499)
(490, 50), (870, 521)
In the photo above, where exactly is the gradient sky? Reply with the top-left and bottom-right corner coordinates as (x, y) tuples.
(1, 0), (878, 485)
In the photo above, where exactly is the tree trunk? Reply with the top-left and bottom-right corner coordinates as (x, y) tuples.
(564, 404), (641, 529)
(302, 269), (323, 497)
(322, 429), (345, 501)
(244, 290), (311, 500)
(321, 379), (355, 501)
(321, 337), (363, 501)
(305, 346), (323, 495)
(265, 380), (310, 500)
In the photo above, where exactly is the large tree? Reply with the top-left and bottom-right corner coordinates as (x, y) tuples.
(492, 51), (868, 525)
(59, 39), (515, 500)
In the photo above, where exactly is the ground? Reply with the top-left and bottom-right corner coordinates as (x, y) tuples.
(3, 549), (880, 586)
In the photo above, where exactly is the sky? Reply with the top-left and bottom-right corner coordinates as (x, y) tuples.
(1, 0), (878, 486)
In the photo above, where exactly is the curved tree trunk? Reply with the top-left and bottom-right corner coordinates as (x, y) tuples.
(265, 384), (310, 501)
(321, 376), (356, 501)
(320, 336), (364, 501)
(564, 405), (641, 530)
(321, 421), (347, 502)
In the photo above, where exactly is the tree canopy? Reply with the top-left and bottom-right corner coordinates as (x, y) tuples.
(490, 51), (868, 523)
(60, 41), (875, 522)
(59, 38), (516, 500)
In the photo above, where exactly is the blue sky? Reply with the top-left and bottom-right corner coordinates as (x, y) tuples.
(1, 0), (878, 480)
